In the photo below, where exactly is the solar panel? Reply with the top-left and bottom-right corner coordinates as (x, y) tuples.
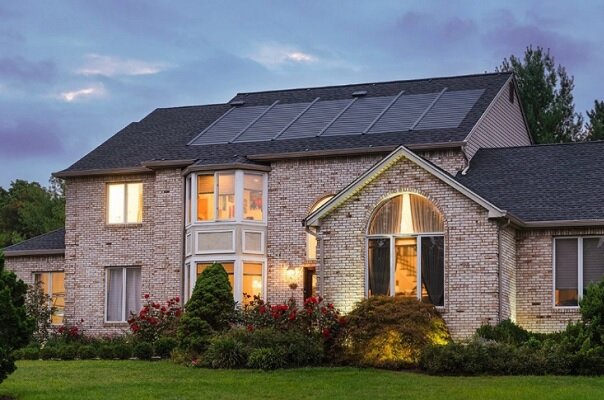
(368, 92), (438, 134)
(192, 105), (269, 145)
(278, 98), (351, 140)
(322, 95), (395, 136)
(415, 89), (484, 130)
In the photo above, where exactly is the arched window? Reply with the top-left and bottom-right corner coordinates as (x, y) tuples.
(307, 195), (334, 260)
(367, 193), (445, 306)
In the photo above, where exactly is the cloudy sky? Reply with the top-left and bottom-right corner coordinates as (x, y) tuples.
(1, 0), (603, 188)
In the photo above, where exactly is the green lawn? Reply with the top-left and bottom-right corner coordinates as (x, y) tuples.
(1, 361), (604, 400)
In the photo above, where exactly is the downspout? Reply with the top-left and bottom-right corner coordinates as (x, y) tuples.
(305, 223), (324, 297)
(497, 217), (512, 324)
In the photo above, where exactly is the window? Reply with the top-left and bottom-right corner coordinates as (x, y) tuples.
(34, 272), (65, 325)
(242, 262), (263, 304)
(186, 176), (192, 224)
(107, 182), (143, 224)
(555, 237), (604, 307)
(197, 262), (235, 292)
(243, 173), (264, 221)
(197, 175), (214, 221)
(367, 193), (445, 306)
(106, 267), (141, 322)
(193, 261), (264, 305)
(217, 173), (236, 220)
(307, 196), (334, 260)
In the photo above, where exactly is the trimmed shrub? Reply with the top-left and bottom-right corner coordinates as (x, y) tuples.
(78, 345), (97, 360)
(154, 337), (178, 358)
(344, 296), (450, 369)
(476, 319), (533, 345)
(247, 348), (286, 370)
(39, 346), (58, 360)
(133, 342), (153, 360)
(176, 317), (212, 356)
(16, 346), (39, 360)
(113, 343), (133, 360)
(57, 345), (77, 360)
(98, 344), (116, 360)
(203, 336), (247, 369)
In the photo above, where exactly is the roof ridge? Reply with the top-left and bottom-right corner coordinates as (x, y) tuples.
(476, 140), (604, 153)
(154, 103), (230, 111)
(234, 72), (511, 97)
(3, 227), (65, 250)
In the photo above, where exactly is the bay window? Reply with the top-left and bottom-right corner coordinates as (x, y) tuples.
(366, 193), (445, 306)
(105, 267), (141, 322)
(34, 271), (65, 325)
(107, 182), (143, 224)
(197, 175), (215, 221)
(555, 237), (604, 307)
(193, 261), (264, 305)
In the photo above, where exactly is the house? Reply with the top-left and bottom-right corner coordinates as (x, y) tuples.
(5, 72), (604, 339)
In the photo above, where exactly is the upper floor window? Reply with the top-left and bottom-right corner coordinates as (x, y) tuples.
(190, 171), (266, 224)
(555, 237), (604, 307)
(107, 182), (143, 224)
(307, 195), (334, 260)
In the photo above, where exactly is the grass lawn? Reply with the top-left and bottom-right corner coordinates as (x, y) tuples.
(1, 361), (604, 400)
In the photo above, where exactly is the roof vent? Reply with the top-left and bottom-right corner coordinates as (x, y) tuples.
(352, 90), (367, 97)
(230, 100), (245, 106)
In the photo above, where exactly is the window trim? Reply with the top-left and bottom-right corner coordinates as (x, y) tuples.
(195, 230), (236, 254)
(106, 182), (143, 225)
(552, 236), (604, 309)
(104, 266), (141, 324)
(365, 233), (446, 306)
(242, 230), (265, 254)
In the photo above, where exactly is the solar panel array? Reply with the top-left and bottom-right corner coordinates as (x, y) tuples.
(190, 88), (484, 145)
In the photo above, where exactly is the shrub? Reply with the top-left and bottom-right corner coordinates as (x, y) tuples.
(344, 296), (450, 369)
(247, 348), (286, 370)
(39, 346), (57, 360)
(154, 337), (178, 358)
(176, 316), (212, 356)
(128, 295), (182, 343)
(16, 346), (39, 360)
(476, 319), (533, 345)
(78, 345), (97, 360)
(113, 343), (133, 360)
(57, 345), (77, 360)
(54, 319), (86, 343)
(25, 281), (54, 344)
(203, 336), (247, 369)
(0, 263), (34, 383)
(133, 342), (153, 360)
(98, 344), (116, 360)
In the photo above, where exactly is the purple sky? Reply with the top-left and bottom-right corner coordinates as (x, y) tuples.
(1, 1), (603, 188)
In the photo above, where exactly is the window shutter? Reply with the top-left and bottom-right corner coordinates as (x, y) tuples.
(583, 238), (604, 287)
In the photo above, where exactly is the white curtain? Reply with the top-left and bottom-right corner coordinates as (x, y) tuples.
(126, 268), (142, 317)
(107, 268), (124, 321)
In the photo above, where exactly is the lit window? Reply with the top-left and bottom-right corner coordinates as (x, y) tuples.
(107, 183), (143, 224)
(34, 272), (65, 325)
(197, 175), (215, 221)
(243, 262), (263, 304)
(307, 196), (334, 260)
(243, 173), (264, 221)
(186, 176), (192, 224)
(555, 237), (604, 307)
(217, 173), (235, 220)
(367, 193), (445, 306)
(106, 267), (141, 322)
(197, 262), (235, 292)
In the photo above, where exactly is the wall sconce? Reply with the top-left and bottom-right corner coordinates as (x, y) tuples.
(286, 264), (298, 290)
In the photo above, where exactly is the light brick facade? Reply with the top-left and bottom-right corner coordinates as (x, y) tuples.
(5, 255), (65, 286)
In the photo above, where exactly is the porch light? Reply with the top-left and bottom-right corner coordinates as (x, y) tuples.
(286, 264), (299, 290)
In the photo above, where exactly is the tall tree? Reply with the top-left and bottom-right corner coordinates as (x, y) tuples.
(0, 178), (65, 249)
(497, 46), (583, 144)
(586, 100), (604, 141)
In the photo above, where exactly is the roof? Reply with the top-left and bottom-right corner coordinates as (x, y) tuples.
(456, 141), (604, 223)
(55, 72), (513, 176)
(3, 228), (65, 257)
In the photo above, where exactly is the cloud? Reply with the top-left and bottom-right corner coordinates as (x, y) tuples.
(76, 54), (170, 77)
(0, 119), (63, 158)
(247, 43), (318, 68)
(0, 56), (57, 83)
(58, 83), (106, 102)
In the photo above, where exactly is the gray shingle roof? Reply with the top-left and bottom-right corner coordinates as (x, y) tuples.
(456, 141), (604, 222)
(57, 72), (512, 174)
(3, 228), (65, 255)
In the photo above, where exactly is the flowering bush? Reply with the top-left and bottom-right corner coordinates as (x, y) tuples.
(55, 319), (86, 342)
(127, 294), (182, 343)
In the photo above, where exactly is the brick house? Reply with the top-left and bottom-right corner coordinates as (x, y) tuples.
(5, 72), (604, 339)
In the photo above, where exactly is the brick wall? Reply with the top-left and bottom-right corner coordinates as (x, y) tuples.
(317, 155), (501, 339)
(5, 254), (65, 285)
(499, 225), (517, 322)
(515, 227), (604, 333)
(63, 169), (183, 334)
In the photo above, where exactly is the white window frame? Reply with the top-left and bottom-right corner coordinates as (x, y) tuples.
(185, 233), (193, 256)
(365, 233), (445, 306)
(188, 171), (267, 225)
(242, 230), (265, 254)
(552, 236), (604, 309)
(195, 230), (236, 254)
(104, 266), (141, 323)
(106, 182), (143, 225)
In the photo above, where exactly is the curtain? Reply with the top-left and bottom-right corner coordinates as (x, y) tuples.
(125, 268), (141, 317)
(420, 236), (444, 306)
(411, 194), (444, 234)
(107, 268), (124, 321)
(369, 196), (402, 235)
(368, 238), (390, 295)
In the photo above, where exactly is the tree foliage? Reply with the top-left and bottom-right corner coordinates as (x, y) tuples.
(0, 264), (34, 384)
(0, 178), (65, 249)
(586, 100), (604, 141)
(498, 46), (583, 144)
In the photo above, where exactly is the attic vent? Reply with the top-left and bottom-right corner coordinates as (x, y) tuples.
(352, 90), (367, 97)
(230, 100), (245, 106)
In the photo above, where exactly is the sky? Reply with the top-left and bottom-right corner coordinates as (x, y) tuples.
(1, 0), (603, 188)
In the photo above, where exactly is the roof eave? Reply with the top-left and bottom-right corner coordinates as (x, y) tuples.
(53, 166), (153, 178)
(182, 162), (271, 176)
(3, 249), (65, 257)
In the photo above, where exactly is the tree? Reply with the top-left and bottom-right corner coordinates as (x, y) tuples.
(586, 100), (604, 141)
(0, 264), (34, 384)
(498, 46), (583, 144)
(0, 178), (65, 248)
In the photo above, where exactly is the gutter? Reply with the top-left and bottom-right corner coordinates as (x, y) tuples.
(3, 249), (65, 257)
